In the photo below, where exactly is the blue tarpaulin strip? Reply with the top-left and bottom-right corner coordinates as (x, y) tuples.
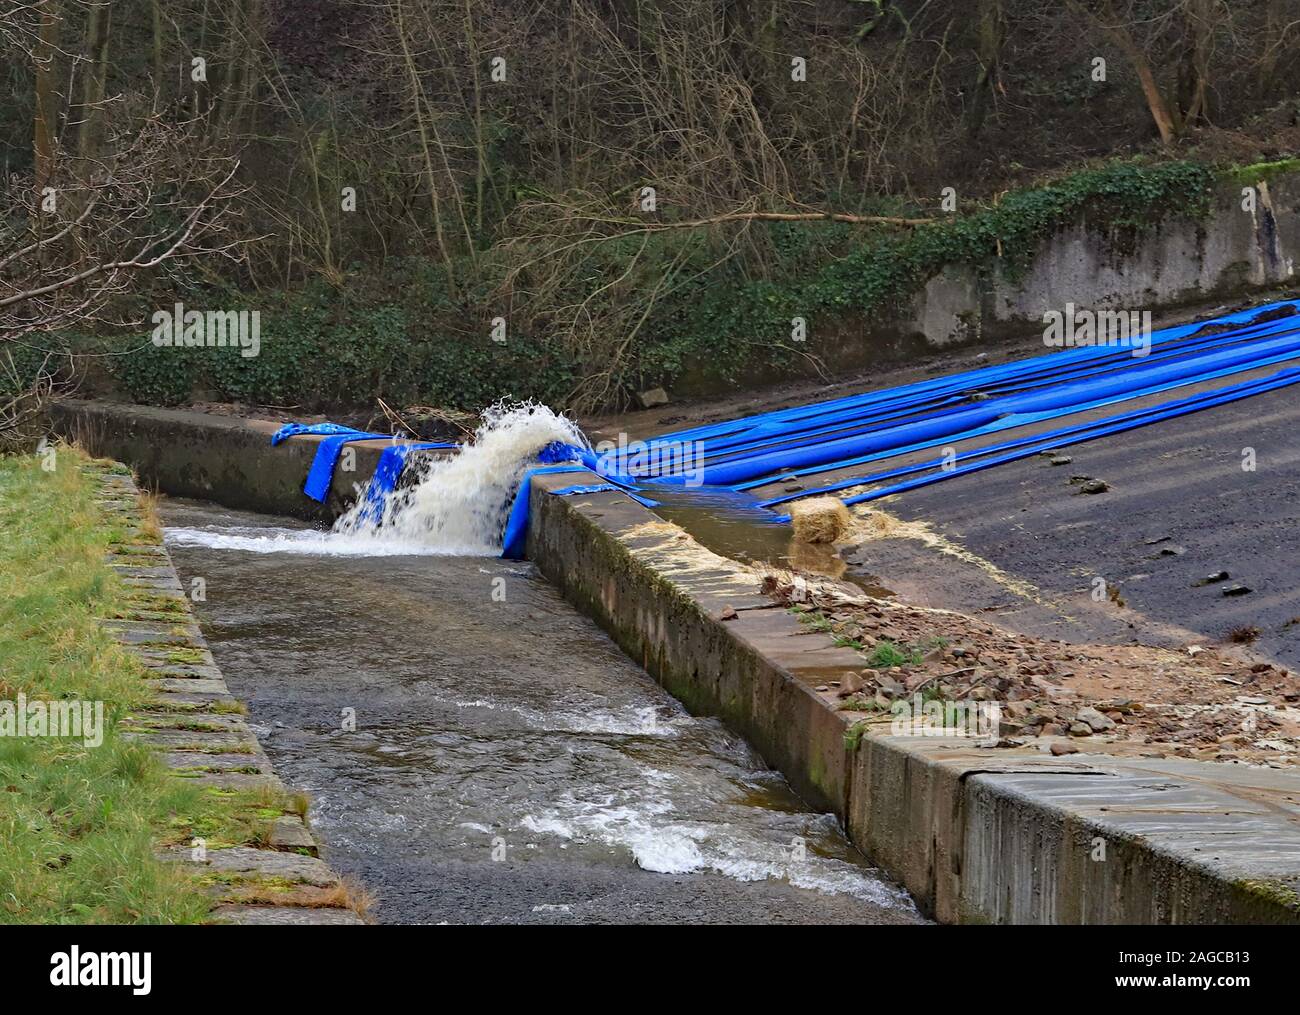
(269, 421), (457, 503)
(643, 299), (1300, 450)
(356, 442), (456, 522)
(303, 431), (393, 501)
(658, 313), (1300, 471)
(754, 336), (1300, 505)
(270, 421), (359, 446)
(769, 364), (1300, 520)
(670, 327), (1300, 488)
(600, 301), (1300, 484)
(501, 465), (589, 559)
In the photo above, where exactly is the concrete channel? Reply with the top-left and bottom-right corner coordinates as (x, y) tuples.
(57, 399), (1300, 924)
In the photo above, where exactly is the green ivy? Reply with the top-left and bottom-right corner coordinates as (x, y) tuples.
(107, 159), (1218, 411)
(633, 159), (1216, 390)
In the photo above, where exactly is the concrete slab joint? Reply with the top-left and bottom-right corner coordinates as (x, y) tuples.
(89, 464), (364, 926)
(524, 470), (1300, 925)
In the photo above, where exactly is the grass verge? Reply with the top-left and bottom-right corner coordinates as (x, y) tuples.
(0, 447), (298, 923)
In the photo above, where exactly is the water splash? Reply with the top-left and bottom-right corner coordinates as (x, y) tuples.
(334, 401), (588, 554)
(163, 401), (586, 557)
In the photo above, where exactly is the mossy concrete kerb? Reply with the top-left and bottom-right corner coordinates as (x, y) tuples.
(525, 472), (1300, 925)
(93, 465), (364, 924)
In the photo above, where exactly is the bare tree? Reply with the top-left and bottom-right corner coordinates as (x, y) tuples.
(0, 104), (243, 447)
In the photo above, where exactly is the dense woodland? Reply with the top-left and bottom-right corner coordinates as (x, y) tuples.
(2, 0), (1298, 439)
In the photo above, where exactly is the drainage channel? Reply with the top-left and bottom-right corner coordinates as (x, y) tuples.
(161, 498), (923, 925)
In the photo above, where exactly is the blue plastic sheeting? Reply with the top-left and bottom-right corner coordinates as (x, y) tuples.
(270, 421), (359, 446)
(269, 421), (457, 502)
(354, 442), (454, 523)
(645, 315), (1300, 487)
(574, 302), (1300, 499)
(603, 301), (1298, 474)
(303, 431), (393, 501)
(643, 300), (1300, 452)
(755, 331), (1300, 506)
(772, 363), (1300, 519)
(499, 457), (662, 560)
(501, 464), (590, 559)
(665, 315), (1298, 469)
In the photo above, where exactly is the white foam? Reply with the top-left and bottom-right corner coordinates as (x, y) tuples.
(334, 400), (587, 553)
(450, 697), (682, 736)
(518, 776), (914, 906)
(164, 525), (457, 556)
(165, 401), (587, 557)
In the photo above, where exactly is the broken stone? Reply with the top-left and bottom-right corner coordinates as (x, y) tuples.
(1050, 741), (1080, 756)
(1221, 584), (1253, 597)
(1077, 706), (1116, 732)
(637, 387), (670, 409)
(1192, 571), (1230, 586)
(1076, 479), (1109, 495)
(1048, 455), (1073, 466)
(875, 675), (904, 699)
(718, 606), (738, 621)
(1068, 722), (1093, 736)
(837, 672), (865, 698)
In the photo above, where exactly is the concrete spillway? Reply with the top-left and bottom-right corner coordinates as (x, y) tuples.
(161, 498), (922, 925)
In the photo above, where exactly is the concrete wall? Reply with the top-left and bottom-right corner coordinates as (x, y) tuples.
(525, 471), (1300, 924)
(899, 174), (1299, 349)
(51, 401), (395, 520)
(677, 171), (1299, 393)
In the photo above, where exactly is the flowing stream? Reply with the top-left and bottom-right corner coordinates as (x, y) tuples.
(162, 499), (922, 924)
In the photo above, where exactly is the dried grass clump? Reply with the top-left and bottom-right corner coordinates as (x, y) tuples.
(790, 497), (852, 544)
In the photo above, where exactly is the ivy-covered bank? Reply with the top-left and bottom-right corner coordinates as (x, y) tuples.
(99, 159), (1221, 412)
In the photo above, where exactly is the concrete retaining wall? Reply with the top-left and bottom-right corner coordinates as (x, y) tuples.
(53, 401), (396, 520)
(677, 170), (1300, 393)
(526, 471), (1300, 924)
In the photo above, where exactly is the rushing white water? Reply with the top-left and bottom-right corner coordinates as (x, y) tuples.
(333, 400), (588, 554)
(164, 525), (454, 556)
(519, 772), (914, 905)
(166, 401), (587, 557)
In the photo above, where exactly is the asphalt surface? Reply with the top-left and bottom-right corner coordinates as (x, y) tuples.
(848, 380), (1300, 668)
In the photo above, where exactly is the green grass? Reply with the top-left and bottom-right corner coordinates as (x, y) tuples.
(866, 640), (923, 669)
(0, 449), (277, 924)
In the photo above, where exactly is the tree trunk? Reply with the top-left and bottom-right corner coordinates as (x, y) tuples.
(966, 0), (1005, 137)
(33, 3), (61, 194)
(1177, 0), (1215, 126)
(76, 0), (115, 163)
(1087, 1), (1179, 145)
(152, 0), (164, 107)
